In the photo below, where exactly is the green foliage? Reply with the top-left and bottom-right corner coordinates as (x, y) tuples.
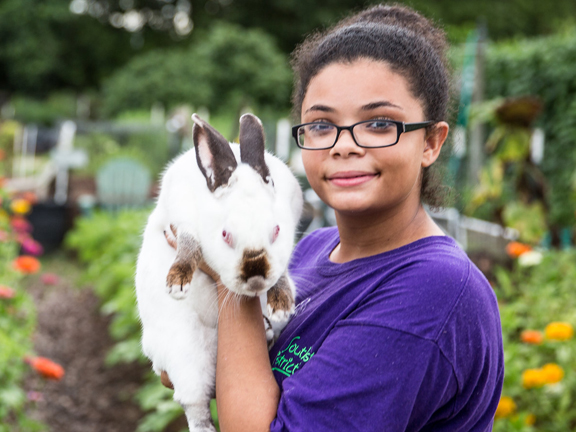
(73, 129), (169, 181)
(484, 29), (576, 228)
(0, 0), (184, 96)
(102, 22), (292, 117)
(0, 189), (43, 432)
(10, 93), (77, 126)
(494, 250), (576, 431)
(65, 209), (210, 431)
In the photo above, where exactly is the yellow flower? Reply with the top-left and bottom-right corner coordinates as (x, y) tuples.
(541, 363), (564, 384)
(545, 322), (574, 341)
(10, 198), (31, 215)
(522, 368), (546, 389)
(494, 396), (516, 419)
(525, 414), (536, 426)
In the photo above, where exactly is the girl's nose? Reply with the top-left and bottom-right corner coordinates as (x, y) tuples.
(329, 129), (365, 157)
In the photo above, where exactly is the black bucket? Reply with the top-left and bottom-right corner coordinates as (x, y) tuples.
(27, 201), (70, 253)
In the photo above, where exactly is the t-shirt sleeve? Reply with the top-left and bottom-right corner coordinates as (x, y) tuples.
(270, 323), (457, 432)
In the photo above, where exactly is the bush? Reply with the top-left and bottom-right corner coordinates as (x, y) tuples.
(484, 29), (576, 229)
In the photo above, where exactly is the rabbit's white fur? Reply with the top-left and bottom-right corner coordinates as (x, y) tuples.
(135, 114), (303, 431)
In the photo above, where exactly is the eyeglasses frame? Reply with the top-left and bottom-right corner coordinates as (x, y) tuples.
(291, 119), (435, 150)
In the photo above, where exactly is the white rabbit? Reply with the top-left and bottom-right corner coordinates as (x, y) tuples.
(135, 113), (303, 431)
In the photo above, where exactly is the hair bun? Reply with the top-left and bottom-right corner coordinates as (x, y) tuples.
(342, 4), (447, 57)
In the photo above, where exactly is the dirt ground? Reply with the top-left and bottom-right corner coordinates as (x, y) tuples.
(23, 254), (187, 432)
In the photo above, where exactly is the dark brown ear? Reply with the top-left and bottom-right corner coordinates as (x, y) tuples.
(239, 113), (271, 184)
(193, 114), (238, 192)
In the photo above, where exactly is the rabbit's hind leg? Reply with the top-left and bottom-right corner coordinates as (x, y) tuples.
(183, 403), (217, 432)
(166, 226), (202, 299)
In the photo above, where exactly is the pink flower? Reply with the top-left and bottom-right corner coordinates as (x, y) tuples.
(0, 285), (16, 299)
(22, 238), (43, 256)
(11, 217), (33, 234)
(41, 273), (60, 286)
(27, 391), (44, 402)
(0, 230), (9, 242)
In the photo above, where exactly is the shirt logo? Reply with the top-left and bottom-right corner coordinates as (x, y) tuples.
(272, 336), (316, 377)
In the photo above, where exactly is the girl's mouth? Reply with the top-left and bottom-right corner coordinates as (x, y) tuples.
(327, 171), (378, 187)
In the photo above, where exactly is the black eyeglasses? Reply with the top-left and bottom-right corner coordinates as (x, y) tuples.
(292, 119), (434, 150)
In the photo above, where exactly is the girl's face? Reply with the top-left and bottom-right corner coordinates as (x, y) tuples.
(300, 58), (445, 218)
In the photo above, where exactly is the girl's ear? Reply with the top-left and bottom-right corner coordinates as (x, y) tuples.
(422, 121), (449, 168)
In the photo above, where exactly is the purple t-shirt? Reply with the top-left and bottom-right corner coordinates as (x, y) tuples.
(269, 227), (504, 431)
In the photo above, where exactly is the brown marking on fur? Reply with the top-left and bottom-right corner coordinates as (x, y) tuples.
(166, 261), (196, 288)
(193, 119), (237, 192)
(166, 231), (202, 288)
(240, 249), (270, 282)
(239, 114), (271, 184)
(160, 370), (174, 390)
(267, 273), (294, 313)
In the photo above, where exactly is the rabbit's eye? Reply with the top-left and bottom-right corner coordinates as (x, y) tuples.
(271, 225), (280, 243)
(222, 230), (234, 248)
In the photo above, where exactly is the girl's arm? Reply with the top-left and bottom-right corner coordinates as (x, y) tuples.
(212, 272), (280, 432)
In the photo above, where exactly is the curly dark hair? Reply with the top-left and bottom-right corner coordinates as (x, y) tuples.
(291, 4), (452, 208)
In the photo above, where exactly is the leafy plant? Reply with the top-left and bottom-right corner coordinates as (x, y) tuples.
(65, 209), (201, 431)
(484, 29), (576, 232)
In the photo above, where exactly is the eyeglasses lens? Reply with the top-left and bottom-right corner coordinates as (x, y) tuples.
(297, 120), (398, 149)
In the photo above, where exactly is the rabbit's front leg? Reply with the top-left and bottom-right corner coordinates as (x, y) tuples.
(267, 272), (295, 322)
(165, 224), (202, 299)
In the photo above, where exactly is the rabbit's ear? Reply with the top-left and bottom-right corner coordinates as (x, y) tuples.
(192, 114), (237, 192)
(239, 113), (271, 184)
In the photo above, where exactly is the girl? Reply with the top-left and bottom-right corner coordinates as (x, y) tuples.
(169, 4), (504, 431)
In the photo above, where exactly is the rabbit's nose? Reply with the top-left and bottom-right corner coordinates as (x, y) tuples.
(246, 276), (266, 293)
(240, 249), (270, 283)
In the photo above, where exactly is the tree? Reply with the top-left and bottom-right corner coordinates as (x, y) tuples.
(102, 22), (292, 120)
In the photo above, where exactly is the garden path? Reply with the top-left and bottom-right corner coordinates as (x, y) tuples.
(23, 254), (187, 432)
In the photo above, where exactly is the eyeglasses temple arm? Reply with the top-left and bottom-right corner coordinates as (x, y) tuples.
(404, 121), (434, 132)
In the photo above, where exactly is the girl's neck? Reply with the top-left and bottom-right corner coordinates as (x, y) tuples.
(329, 202), (444, 264)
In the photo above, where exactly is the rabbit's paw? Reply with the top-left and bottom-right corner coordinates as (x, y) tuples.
(266, 280), (295, 322)
(263, 315), (274, 349)
(166, 261), (195, 299)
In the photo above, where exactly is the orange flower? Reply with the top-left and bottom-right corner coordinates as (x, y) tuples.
(545, 322), (574, 341)
(494, 396), (516, 419)
(525, 414), (536, 426)
(541, 363), (564, 384)
(522, 368), (546, 389)
(13, 255), (41, 274)
(25, 356), (65, 380)
(0, 285), (15, 299)
(506, 241), (532, 258)
(520, 330), (544, 345)
(10, 198), (31, 215)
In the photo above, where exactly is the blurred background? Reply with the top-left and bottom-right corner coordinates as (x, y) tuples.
(2, 0), (576, 431)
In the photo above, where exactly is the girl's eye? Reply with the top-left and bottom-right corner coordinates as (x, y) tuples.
(307, 122), (335, 136)
(365, 120), (395, 131)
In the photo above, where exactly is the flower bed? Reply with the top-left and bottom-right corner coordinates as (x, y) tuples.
(0, 187), (53, 432)
(494, 245), (576, 431)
